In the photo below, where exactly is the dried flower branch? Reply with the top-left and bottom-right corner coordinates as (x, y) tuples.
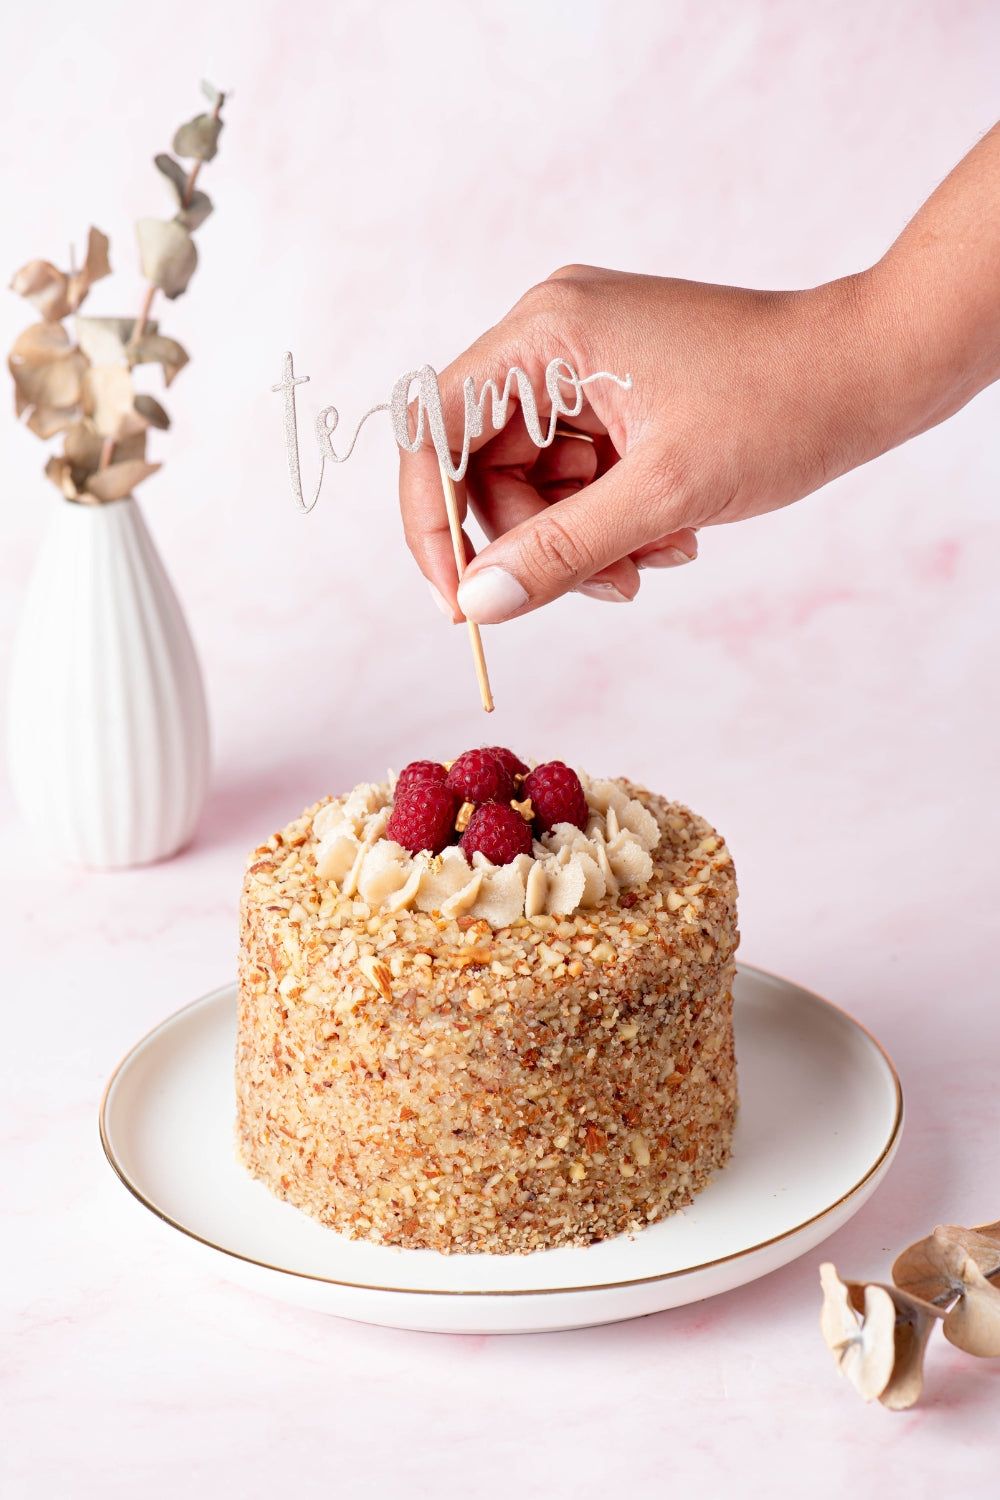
(820, 1215), (1000, 1409)
(7, 81), (227, 503)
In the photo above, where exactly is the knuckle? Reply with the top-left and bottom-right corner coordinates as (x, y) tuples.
(546, 262), (596, 283)
(516, 273), (583, 323)
(509, 274), (603, 365)
(523, 512), (598, 585)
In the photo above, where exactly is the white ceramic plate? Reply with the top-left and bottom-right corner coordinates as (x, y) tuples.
(101, 966), (901, 1334)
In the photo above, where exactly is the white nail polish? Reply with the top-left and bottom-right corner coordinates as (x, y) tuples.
(428, 582), (455, 620)
(456, 567), (529, 624)
(638, 547), (696, 569)
(575, 581), (631, 603)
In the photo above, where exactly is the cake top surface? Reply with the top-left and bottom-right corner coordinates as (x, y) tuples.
(243, 754), (735, 943)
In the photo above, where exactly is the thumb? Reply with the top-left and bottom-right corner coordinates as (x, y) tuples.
(456, 449), (677, 622)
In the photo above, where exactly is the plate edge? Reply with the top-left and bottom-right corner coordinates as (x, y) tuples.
(99, 966), (904, 1300)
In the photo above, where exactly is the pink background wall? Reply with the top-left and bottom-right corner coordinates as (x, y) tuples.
(5, 0), (998, 1017)
(2, 2), (999, 1493)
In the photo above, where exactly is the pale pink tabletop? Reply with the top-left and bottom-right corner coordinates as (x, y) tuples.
(3, 3), (1000, 1495)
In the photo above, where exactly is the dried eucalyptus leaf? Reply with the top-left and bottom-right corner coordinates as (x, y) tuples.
(10, 320), (74, 365)
(17, 357), (87, 408)
(820, 1265), (940, 1411)
(134, 393), (170, 430)
(82, 226), (111, 282)
(9, 354), (50, 407)
(872, 1284), (941, 1411)
(893, 1225), (1000, 1307)
(84, 459), (161, 502)
(45, 454), (80, 499)
(67, 226), (111, 311)
(942, 1261), (1000, 1358)
(26, 403), (80, 439)
(200, 79), (224, 107)
(9, 259), (71, 321)
(115, 406), (149, 440)
(819, 1268), (897, 1403)
(11, 321), (88, 409)
(135, 218), (198, 299)
(154, 152), (188, 197)
(9, 329), (87, 407)
(175, 190), (213, 232)
(128, 331), (189, 387)
(892, 1234), (959, 1308)
(172, 113), (222, 162)
(75, 317), (137, 365)
(82, 365), (142, 439)
(153, 155), (214, 231)
(879, 1311), (937, 1412)
(110, 430), (148, 465)
(63, 419), (104, 475)
(820, 1263), (862, 1357)
(934, 1226), (1000, 1281)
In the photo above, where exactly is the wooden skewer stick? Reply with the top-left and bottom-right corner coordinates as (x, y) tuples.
(439, 463), (494, 713)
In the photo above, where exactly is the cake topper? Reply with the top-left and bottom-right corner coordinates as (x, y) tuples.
(273, 354), (633, 712)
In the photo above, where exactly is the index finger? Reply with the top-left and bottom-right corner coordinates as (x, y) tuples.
(397, 324), (586, 607)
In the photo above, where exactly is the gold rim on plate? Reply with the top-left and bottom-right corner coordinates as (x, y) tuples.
(99, 965), (903, 1299)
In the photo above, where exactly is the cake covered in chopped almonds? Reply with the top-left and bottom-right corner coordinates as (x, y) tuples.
(236, 749), (739, 1254)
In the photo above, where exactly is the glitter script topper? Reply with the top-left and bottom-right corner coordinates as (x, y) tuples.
(272, 353), (633, 710)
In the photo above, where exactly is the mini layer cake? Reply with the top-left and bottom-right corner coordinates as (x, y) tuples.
(236, 752), (739, 1254)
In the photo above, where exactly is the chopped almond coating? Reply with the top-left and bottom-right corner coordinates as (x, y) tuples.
(236, 780), (739, 1254)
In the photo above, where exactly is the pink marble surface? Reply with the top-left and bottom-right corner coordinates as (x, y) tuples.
(3, 1), (1000, 1493)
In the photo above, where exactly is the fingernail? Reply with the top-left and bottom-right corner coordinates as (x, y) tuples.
(456, 566), (529, 624)
(638, 547), (696, 569)
(575, 580), (632, 603)
(428, 582), (456, 621)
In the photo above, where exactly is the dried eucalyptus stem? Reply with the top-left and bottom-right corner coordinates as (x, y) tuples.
(181, 91), (225, 208)
(130, 286), (158, 352)
(129, 88), (224, 359)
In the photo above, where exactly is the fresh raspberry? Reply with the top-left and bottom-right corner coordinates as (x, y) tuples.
(445, 748), (515, 805)
(386, 783), (459, 855)
(523, 760), (589, 835)
(460, 801), (533, 865)
(395, 760), (447, 797)
(484, 745), (529, 780)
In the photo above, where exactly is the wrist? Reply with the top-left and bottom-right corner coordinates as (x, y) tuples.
(796, 265), (969, 477)
(855, 244), (1000, 449)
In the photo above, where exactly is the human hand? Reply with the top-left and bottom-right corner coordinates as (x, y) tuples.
(398, 263), (897, 623)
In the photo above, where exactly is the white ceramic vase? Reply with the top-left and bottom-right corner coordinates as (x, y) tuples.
(6, 495), (210, 868)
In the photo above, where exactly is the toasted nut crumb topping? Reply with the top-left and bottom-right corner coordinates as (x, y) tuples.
(237, 777), (739, 1254)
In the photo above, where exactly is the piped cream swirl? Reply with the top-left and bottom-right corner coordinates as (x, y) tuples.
(311, 772), (660, 929)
